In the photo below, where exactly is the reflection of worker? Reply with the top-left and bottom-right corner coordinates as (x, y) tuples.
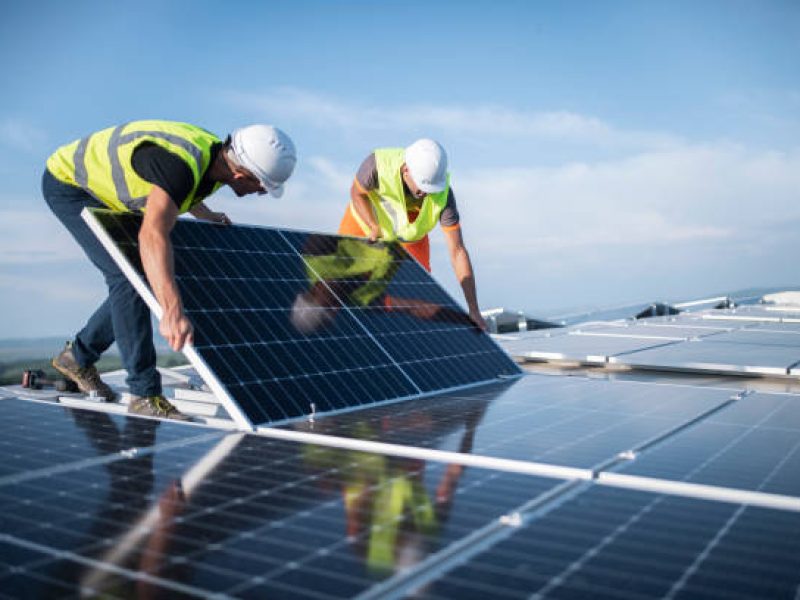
(338, 139), (486, 329)
(290, 236), (475, 334)
(44, 120), (296, 419)
(304, 401), (487, 574)
(50, 412), (187, 597)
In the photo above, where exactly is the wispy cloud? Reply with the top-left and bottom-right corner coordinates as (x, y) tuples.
(451, 143), (800, 267)
(225, 87), (681, 150)
(0, 117), (47, 153)
(0, 209), (84, 264)
(0, 273), (99, 302)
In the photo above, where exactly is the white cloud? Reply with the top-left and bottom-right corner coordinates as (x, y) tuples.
(206, 155), (349, 233)
(0, 209), (85, 264)
(0, 118), (47, 153)
(225, 87), (681, 150)
(455, 143), (800, 258)
(0, 273), (99, 302)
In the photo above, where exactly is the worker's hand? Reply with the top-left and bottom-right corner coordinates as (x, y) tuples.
(468, 308), (487, 330)
(160, 308), (194, 351)
(205, 211), (231, 226)
(367, 224), (381, 243)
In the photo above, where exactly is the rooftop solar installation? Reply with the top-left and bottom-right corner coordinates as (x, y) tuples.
(500, 305), (800, 379)
(610, 339), (800, 376)
(82, 208), (520, 430)
(2, 358), (800, 597)
(569, 322), (732, 339)
(280, 374), (737, 470)
(410, 486), (800, 599)
(498, 330), (681, 364)
(8, 210), (800, 597)
(0, 397), (219, 481)
(615, 390), (800, 496)
(0, 398), (561, 598)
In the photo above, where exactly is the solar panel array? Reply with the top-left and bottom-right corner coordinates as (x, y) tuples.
(2, 370), (799, 598)
(83, 209), (520, 428)
(499, 307), (800, 377)
(4, 209), (795, 596)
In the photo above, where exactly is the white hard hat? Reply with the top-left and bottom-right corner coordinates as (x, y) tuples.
(290, 293), (336, 334)
(404, 138), (448, 194)
(230, 124), (296, 198)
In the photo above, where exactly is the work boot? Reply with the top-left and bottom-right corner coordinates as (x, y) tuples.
(128, 395), (191, 422)
(52, 341), (117, 402)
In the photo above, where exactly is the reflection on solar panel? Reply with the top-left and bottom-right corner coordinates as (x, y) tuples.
(2, 364), (800, 597)
(0, 398), (558, 597)
(282, 374), (737, 469)
(82, 209), (520, 429)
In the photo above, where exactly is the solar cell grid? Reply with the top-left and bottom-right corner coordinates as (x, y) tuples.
(0, 401), (561, 599)
(284, 375), (736, 470)
(417, 487), (800, 600)
(85, 209), (519, 428)
(0, 398), (209, 481)
(619, 391), (800, 496)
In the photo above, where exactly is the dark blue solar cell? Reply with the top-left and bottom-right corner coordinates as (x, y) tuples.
(419, 486), (800, 600)
(619, 391), (800, 495)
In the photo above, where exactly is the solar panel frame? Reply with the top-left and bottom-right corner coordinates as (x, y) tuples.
(83, 209), (257, 429)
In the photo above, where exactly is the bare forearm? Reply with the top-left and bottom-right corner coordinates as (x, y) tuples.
(142, 185), (194, 350)
(453, 248), (480, 313)
(139, 228), (182, 316)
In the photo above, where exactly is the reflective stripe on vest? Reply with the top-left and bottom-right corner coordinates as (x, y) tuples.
(351, 148), (450, 242)
(47, 120), (220, 213)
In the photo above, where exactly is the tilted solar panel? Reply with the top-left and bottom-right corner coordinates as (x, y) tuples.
(83, 209), (520, 429)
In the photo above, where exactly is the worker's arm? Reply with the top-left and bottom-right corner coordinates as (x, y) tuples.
(189, 202), (231, 225)
(350, 180), (381, 242)
(139, 185), (193, 351)
(443, 226), (486, 329)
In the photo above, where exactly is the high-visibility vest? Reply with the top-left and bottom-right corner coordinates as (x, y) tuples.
(303, 238), (398, 307)
(46, 120), (222, 213)
(351, 148), (450, 242)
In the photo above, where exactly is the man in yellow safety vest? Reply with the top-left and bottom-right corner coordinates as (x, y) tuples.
(338, 139), (485, 329)
(44, 120), (296, 419)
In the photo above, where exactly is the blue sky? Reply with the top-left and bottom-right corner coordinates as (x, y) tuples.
(1, 1), (799, 338)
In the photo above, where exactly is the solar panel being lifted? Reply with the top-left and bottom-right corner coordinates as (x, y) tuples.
(83, 209), (520, 429)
